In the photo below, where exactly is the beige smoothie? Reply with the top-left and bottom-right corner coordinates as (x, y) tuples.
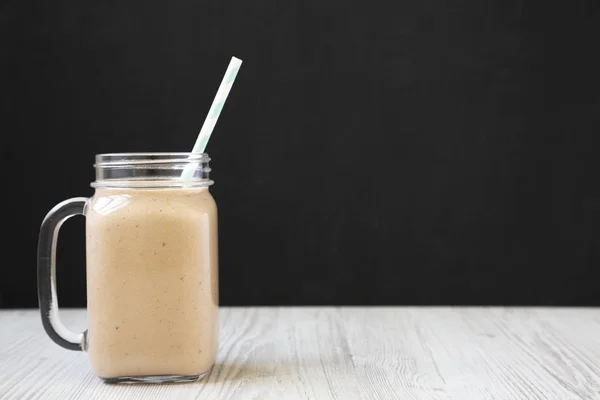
(85, 186), (218, 379)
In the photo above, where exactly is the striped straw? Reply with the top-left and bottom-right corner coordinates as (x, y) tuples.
(181, 56), (242, 179)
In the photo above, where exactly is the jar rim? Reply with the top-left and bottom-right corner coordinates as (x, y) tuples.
(93, 152), (212, 188)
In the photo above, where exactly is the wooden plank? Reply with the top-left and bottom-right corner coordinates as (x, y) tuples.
(0, 308), (599, 399)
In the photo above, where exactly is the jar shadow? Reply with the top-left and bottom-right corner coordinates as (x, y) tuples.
(200, 361), (328, 384)
(97, 363), (275, 386)
(200, 362), (278, 384)
(99, 361), (328, 386)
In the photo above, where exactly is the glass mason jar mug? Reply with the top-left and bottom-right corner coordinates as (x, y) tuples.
(37, 153), (219, 383)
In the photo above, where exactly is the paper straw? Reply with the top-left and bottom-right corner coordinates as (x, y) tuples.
(181, 56), (242, 179)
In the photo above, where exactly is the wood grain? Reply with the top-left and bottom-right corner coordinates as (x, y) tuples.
(1, 308), (600, 399)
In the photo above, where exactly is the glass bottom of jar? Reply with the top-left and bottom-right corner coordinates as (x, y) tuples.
(101, 370), (210, 384)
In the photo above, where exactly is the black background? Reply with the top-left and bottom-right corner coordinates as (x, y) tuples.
(2, 0), (599, 308)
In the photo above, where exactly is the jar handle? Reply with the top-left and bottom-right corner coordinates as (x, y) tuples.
(37, 197), (89, 351)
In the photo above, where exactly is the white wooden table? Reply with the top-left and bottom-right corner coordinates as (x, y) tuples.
(1, 308), (599, 399)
